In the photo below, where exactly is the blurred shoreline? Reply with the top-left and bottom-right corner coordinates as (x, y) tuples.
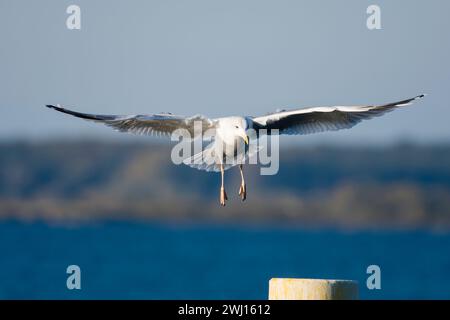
(1, 141), (450, 231)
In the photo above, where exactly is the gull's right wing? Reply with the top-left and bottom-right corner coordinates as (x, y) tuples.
(251, 95), (425, 135)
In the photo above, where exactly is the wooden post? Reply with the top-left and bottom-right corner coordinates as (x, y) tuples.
(269, 278), (359, 300)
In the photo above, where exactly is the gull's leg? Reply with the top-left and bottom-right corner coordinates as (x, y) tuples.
(220, 164), (228, 206)
(238, 164), (247, 201)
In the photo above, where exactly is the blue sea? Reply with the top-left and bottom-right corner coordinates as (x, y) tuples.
(0, 221), (449, 299)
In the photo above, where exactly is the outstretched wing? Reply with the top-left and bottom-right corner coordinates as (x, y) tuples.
(252, 95), (425, 135)
(46, 104), (215, 138)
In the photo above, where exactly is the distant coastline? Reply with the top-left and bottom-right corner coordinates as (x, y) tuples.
(1, 141), (450, 231)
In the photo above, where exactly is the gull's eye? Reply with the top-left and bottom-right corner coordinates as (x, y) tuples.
(235, 126), (239, 128)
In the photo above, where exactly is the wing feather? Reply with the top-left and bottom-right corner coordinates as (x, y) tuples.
(46, 104), (215, 138)
(252, 95), (425, 135)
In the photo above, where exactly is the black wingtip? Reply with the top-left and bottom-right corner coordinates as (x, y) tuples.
(46, 104), (67, 113)
(43, 104), (112, 121)
(46, 104), (60, 110)
(45, 104), (71, 116)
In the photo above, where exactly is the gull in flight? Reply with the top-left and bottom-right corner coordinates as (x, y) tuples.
(46, 94), (425, 206)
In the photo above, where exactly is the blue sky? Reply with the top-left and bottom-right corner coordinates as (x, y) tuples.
(1, 0), (449, 144)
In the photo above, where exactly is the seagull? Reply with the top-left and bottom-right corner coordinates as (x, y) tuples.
(46, 94), (425, 206)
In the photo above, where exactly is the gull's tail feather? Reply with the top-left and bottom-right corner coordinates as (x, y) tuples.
(182, 141), (262, 172)
(182, 143), (229, 172)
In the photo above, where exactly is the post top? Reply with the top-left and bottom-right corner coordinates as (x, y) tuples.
(270, 278), (358, 284)
(269, 278), (359, 300)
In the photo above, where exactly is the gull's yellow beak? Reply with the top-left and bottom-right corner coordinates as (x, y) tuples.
(241, 133), (249, 145)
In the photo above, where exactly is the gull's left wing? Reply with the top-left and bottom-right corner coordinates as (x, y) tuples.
(251, 94), (425, 135)
(46, 104), (215, 138)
